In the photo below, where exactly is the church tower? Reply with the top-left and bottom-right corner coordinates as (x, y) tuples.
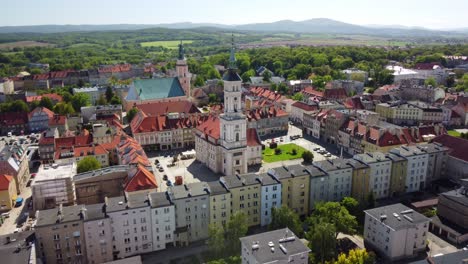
(219, 36), (248, 176)
(176, 41), (191, 97)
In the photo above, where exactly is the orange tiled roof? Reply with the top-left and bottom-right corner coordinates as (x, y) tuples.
(124, 165), (158, 192)
(0, 174), (13, 191)
(247, 128), (261, 147)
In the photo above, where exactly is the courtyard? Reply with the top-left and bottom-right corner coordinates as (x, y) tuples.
(262, 143), (307, 163)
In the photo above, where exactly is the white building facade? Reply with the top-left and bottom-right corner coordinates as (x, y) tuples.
(149, 192), (176, 251)
(353, 152), (392, 199)
(257, 174), (282, 226)
(390, 146), (429, 192)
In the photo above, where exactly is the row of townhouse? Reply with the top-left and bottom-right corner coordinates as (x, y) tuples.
(34, 142), (454, 263)
(375, 100), (445, 125)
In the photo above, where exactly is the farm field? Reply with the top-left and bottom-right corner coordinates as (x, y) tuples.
(0, 41), (54, 50)
(140, 40), (194, 48)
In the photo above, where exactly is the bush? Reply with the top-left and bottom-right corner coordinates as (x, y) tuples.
(291, 148), (297, 155)
(275, 148), (282, 155)
(270, 142), (278, 149)
(302, 150), (314, 163)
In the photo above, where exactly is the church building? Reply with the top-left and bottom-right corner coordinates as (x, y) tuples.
(194, 39), (262, 176)
(124, 42), (192, 111)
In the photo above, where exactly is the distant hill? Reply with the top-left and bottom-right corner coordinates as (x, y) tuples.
(0, 18), (465, 37)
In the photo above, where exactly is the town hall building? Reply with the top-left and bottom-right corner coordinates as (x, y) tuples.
(194, 39), (262, 176)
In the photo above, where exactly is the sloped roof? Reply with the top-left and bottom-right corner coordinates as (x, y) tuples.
(246, 106), (288, 121)
(136, 100), (199, 116)
(125, 165), (158, 192)
(247, 128), (261, 146)
(29, 107), (54, 120)
(291, 101), (318, 112)
(195, 115), (220, 140)
(128, 78), (185, 101)
(302, 86), (324, 98)
(0, 112), (28, 126)
(432, 134), (468, 162)
(0, 174), (13, 191)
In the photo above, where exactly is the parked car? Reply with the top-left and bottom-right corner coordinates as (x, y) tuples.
(154, 159), (160, 165)
(313, 147), (320, 151)
(166, 180), (173, 187)
(325, 153), (332, 157)
(162, 175), (168, 181)
(14, 228), (20, 233)
(158, 167), (164, 172)
(1, 212), (10, 218)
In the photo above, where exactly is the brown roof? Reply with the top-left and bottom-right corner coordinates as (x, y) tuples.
(0, 112), (28, 126)
(247, 128), (261, 146)
(432, 134), (468, 162)
(291, 101), (318, 112)
(125, 165), (158, 192)
(136, 100), (200, 116)
(301, 86), (324, 98)
(195, 115), (220, 140)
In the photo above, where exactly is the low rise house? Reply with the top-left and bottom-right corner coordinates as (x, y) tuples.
(364, 203), (430, 261)
(240, 228), (310, 264)
(28, 107), (54, 133)
(0, 112), (28, 135)
(0, 174), (17, 211)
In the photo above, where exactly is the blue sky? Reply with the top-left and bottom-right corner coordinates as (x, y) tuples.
(1, 0), (467, 29)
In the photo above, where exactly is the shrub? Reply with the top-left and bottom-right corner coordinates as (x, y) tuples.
(291, 148), (297, 155)
(302, 150), (314, 163)
(270, 142), (278, 149)
(274, 148), (282, 155)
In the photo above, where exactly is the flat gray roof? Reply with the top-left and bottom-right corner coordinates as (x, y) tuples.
(365, 203), (429, 230)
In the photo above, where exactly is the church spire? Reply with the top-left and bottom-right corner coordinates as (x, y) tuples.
(178, 40), (185, 60)
(228, 34), (237, 69)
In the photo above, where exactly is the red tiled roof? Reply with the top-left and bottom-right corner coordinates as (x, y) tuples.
(49, 115), (67, 126)
(0, 174), (13, 191)
(125, 165), (158, 192)
(291, 101), (318, 112)
(136, 100), (200, 116)
(42, 93), (63, 102)
(344, 97), (365, 110)
(432, 134), (468, 162)
(324, 88), (347, 99)
(249, 87), (285, 103)
(247, 128), (261, 146)
(26, 95), (42, 103)
(73, 145), (108, 158)
(451, 110), (461, 118)
(0, 112), (28, 126)
(117, 136), (150, 166)
(301, 86), (324, 98)
(98, 64), (131, 73)
(377, 131), (401, 147)
(246, 106), (288, 121)
(196, 115), (220, 140)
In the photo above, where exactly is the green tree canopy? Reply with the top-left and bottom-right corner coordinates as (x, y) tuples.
(126, 108), (139, 123)
(207, 224), (225, 259)
(333, 248), (375, 264)
(53, 102), (75, 115)
(39, 96), (54, 110)
(307, 219), (336, 264)
(302, 150), (314, 163)
(269, 205), (303, 237)
(424, 77), (437, 87)
(225, 211), (248, 255)
(110, 96), (122, 105)
(292, 92), (304, 101)
(97, 94), (107, 105)
(310, 201), (357, 239)
(105, 86), (114, 102)
(0, 100), (29, 112)
(71, 93), (91, 112)
(262, 70), (272, 83)
(77, 156), (101, 173)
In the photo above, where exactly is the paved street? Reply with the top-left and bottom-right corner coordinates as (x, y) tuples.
(426, 233), (459, 256)
(0, 186), (32, 236)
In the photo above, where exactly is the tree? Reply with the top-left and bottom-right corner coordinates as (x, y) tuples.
(0, 100), (29, 112)
(225, 211), (248, 254)
(307, 219), (336, 264)
(275, 148), (282, 155)
(208, 93), (218, 104)
(105, 86), (114, 102)
(340, 197), (359, 219)
(312, 75), (332, 90)
(53, 102), (75, 115)
(424, 77), (437, 87)
(291, 148), (298, 155)
(110, 96), (122, 105)
(311, 201), (357, 238)
(241, 69), (255, 83)
(97, 94), (107, 105)
(334, 248), (375, 264)
(77, 156), (101, 173)
(262, 70), (272, 83)
(292, 92), (304, 101)
(269, 205), (303, 237)
(127, 108), (139, 123)
(302, 151), (314, 163)
(71, 93), (91, 112)
(39, 97), (54, 110)
(366, 192), (376, 209)
(207, 224), (225, 259)
(456, 74), (468, 92)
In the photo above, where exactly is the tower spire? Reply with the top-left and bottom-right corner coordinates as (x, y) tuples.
(178, 40), (185, 60)
(228, 33), (237, 69)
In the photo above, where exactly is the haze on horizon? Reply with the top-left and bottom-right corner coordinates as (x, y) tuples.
(1, 0), (467, 30)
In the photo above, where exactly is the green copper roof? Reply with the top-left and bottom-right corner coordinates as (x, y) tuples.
(132, 78), (185, 100)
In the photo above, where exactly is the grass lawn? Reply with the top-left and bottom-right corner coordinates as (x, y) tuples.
(447, 130), (461, 137)
(140, 40), (194, 49)
(262, 143), (307, 163)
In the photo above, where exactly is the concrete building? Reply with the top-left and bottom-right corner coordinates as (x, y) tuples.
(149, 192), (176, 251)
(207, 180), (231, 229)
(390, 146), (429, 192)
(290, 101), (318, 124)
(167, 182), (210, 246)
(386, 152), (408, 197)
(32, 162), (76, 211)
(73, 87), (104, 105)
(353, 152), (392, 199)
(256, 173), (282, 226)
(240, 228), (310, 264)
(312, 159), (353, 202)
(220, 174), (261, 227)
(28, 107), (54, 133)
(35, 204), (87, 264)
(105, 193), (153, 259)
(417, 143), (448, 185)
(347, 159), (371, 203)
(304, 165), (327, 211)
(364, 203), (430, 261)
(83, 203), (114, 264)
(0, 231), (37, 264)
(0, 145), (30, 194)
(429, 182), (468, 245)
(432, 135), (468, 182)
(267, 165), (310, 216)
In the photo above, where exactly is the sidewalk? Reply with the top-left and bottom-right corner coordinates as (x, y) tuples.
(141, 241), (208, 264)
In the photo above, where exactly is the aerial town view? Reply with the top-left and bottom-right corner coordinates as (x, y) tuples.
(1, 1), (468, 263)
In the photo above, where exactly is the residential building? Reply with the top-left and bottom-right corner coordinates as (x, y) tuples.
(106, 193), (153, 259)
(256, 173), (282, 226)
(35, 204), (87, 264)
(400, 79), (445, 103)
(246, 128), (262, 166)
(390, 146), (429, 192)
(417, 143), (448, 184)
(0, 144), (30, 194)
(376, 102), (423, 126)
(304, 165), (327, 211)
(207, 180), (231, 228)
(346, 159), (371, 203)
(353, 152), (392, 199)
(83, 203), (113, 264)
(28, 107), (54, 132)
(409, 250), (468, 264)
(303, 111), (320, 138)
(73, 165), (128, 205)
(81, 105), (123, 124)
(386, 152), (407, 197)
(240, 228), (310, 264)
(0, 174), (17, 211)
(123, 164), (158, 194)
(452, 96), (468, 125)
(220, 174), (261, 227)
(267, 165), (311, 216)
(73, 87), (104, 105)
(432, 135), (468, 182)
(38, 128), (59, 162)
(312, 159), (353, 202)
(246, 106), (289, 137)
(429, 182), (468, 245)
(0, 112), (28, 135)
(48, 114), (68, 135)
(290, 101), (318, 124)
(408, 101), (444, 124)
(0, 78), (14, 94)
(167, 182), (210, 246)
(135, 100), (200, 117)
(31, 162), (76, 211)
(364, 203), (430, 261)
(148, 192), (176, 251)
(0, 231), (37, 264)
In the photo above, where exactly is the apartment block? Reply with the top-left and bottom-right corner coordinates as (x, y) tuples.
(256, 173), (282, 226)
(312, 159), (352, 202)
(207, 180), (231, 228)
(149, 192), (176, 251)
(353, 152), (392, 199)
(390, 146), (429, 192)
